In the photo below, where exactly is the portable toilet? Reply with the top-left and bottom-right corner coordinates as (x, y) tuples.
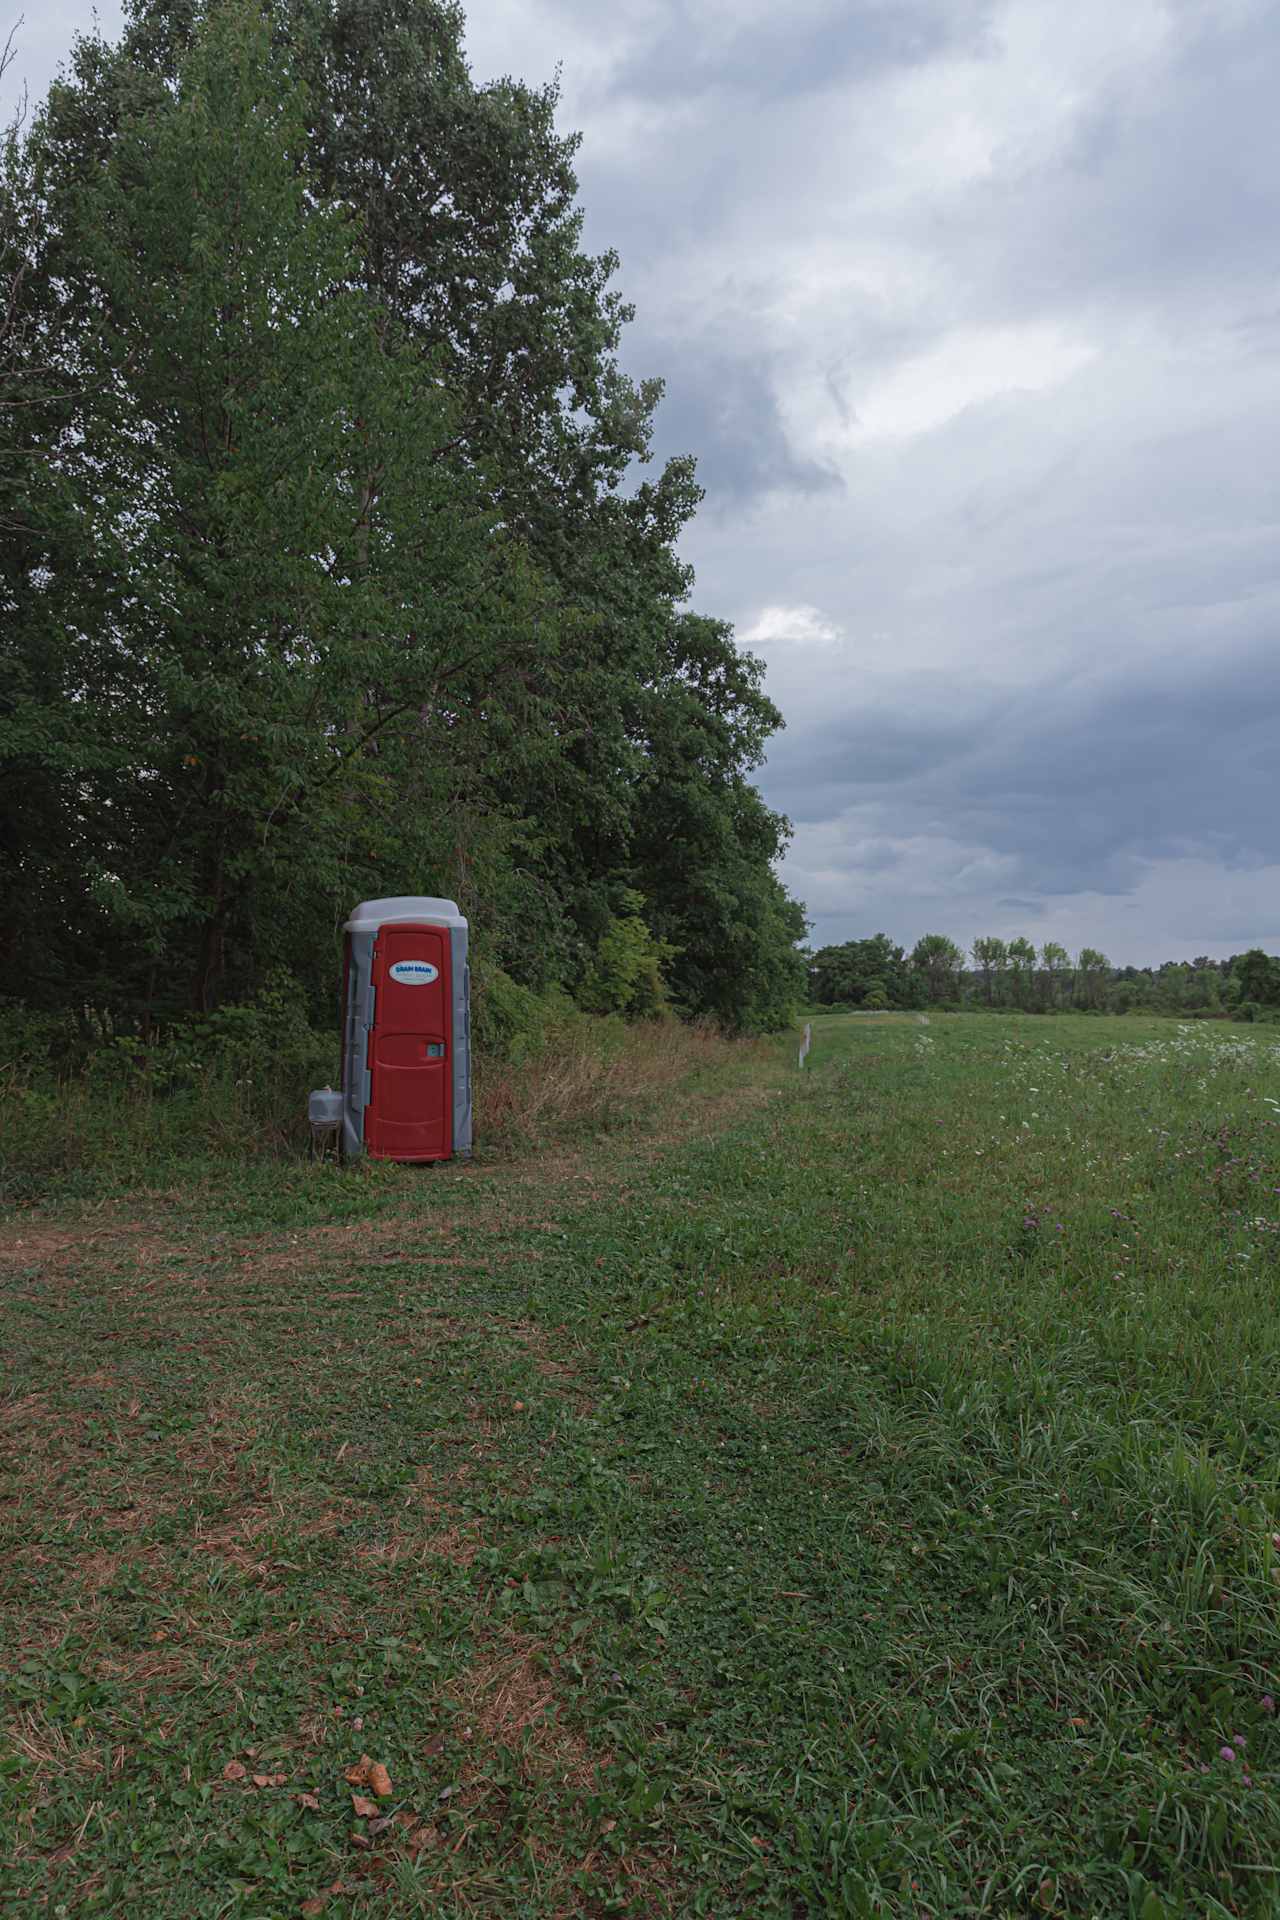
(316, 896), (471, 1164)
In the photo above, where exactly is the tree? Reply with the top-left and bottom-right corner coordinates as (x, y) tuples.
(1193, 966), (1221, 1010)
(1075, 947), (1109, 1010)
(1006, 937), (1036, 1008)
(809, 934), (910, 1009)
(579, 890), (675, 1018)
(911, 933), (965, 1005)
(971, 936), (1007, 1006)
(3, 0), (808, 1034)
(0, 19), (52, 513)
(1232, 949), (1280, 1007)
(1038, 942), (1072, 1010)
(4, 0), (548, 1018)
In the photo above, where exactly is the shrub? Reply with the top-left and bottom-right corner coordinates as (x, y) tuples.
(0, 1002), (88, 1075)
(578, 891), (676, 1018)
(0, 974), (335, 1206)
(470, 965), (572, 1064)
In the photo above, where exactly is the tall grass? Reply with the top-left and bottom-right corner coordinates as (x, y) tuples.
(475, 1011), (737, 1144)
(0, 1012), (741, 1211)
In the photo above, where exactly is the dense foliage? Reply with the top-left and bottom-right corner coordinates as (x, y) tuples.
(0, 0), (805, 1056)
(809, 935), (1280, 1021)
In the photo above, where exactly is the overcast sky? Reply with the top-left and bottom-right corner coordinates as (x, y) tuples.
(6, 0), (1279, 963)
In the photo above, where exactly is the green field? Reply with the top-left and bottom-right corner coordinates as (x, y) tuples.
(4, 1013), (1280, 1918)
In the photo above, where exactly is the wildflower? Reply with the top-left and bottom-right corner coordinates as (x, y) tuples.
(1262, 1694), (1276, 1714)
(1233, 1735), (1247, 1750)
(1220, 1745), (1236, 1762)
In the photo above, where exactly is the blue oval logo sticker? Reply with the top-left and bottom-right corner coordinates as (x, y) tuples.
(389, 960), (438, 985)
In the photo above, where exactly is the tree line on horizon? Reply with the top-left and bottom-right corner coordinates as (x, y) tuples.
(808, 933), (1280, 1020)
(0, 0), (806, 1061)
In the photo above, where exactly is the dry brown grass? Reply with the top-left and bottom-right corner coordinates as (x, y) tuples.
(452, 1631), (603, 1794)
(476, 1016), (738, 1146)
(0, 1223), (187, 1279)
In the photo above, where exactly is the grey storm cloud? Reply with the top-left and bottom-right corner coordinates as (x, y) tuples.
(766, 634), (1280, 889)
(605, 0), (997, 108)
(645, 337), (843, 507)
(7, 0), (1280, 965)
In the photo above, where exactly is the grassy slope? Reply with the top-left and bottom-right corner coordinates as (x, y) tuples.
(2, 1013), (1279, 1919)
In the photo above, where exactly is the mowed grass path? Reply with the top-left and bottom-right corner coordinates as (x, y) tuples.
(3, 1014), (1280, 1918)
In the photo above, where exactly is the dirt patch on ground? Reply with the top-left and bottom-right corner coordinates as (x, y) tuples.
(452, 1630), (604, 1795)
(0, 1223), (187, 1278)
(191, 1498), (350, 1576)
(355, 1519), (482, 1571)
(438, 1633), (682, 1916)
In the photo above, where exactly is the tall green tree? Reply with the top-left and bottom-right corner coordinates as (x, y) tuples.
(5, 0), (548, 1018)
(809, 934), (911, 1009)
(1233, 949), (1280, 1007)
(1038, 942), (1071, 1010)
(911, 933), (964, 1004)
(971, 936), (1008, 1006)
(3, 0), (807, 1036)
(1074, 947), (1109, 1009)
(1006, 936), (1036, 1009)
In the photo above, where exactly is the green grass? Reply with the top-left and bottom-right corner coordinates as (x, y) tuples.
(3, 1013), (1279, 1917)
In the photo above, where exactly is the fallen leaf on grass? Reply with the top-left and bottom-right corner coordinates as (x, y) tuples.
(300, 1901), (327, 1917)
(221, 1760), (247, 1782)
(253, 1772), (288, 1788)
(344, 1753), (392, 1796)
(350, 1793), (378, 1818)
(297, 1792), (321, 1811)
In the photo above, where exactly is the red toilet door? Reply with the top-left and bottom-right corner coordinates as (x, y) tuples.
(366, 922), (452, 1161)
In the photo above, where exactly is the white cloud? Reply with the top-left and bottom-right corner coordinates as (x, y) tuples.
(739, 604), (844, 650)
(837, 324), (1098, 444)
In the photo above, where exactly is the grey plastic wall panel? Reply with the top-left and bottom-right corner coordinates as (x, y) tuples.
(341, 927), (376, 1161)
(449, 923), (472, 1157)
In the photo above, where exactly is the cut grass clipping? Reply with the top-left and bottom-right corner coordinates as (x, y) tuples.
(2, 1012), (1279, 1917)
